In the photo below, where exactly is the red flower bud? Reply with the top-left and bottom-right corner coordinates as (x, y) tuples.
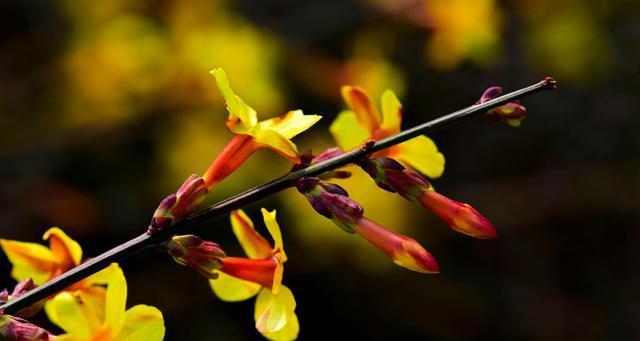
(150, 175), (209, 232)
(350, 217), (439, 274)
(0, 279), (41, 317)
(478, 86), (527, 127)
(0, 315), (54, 341)
(295, 177), (363, 233)
(418, 190), (497, 239)
(165, 235), (226, 279)
(361, 157), (496, 239)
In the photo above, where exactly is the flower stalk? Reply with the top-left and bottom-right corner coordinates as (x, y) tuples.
(0, 77), (556, 315)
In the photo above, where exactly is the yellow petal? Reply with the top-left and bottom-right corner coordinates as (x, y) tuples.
(45, 287), (107, 329)
(0, 239), (56, 284)
(44, 299), (60, 326)
(262, 312), (299, 341)
(261, 208), (286, 262)
(78, 286), (108, 324)
(231, 209), (272, 259)
(51, 292), (94, 339)
(341, 85), (381, 132)
(255, 110), (321, 139)
(115, 305), (165, 341)
(210, 68), (257, 132)
(209, 272), (262, 302)
(396, 136), (446, 178)
(103, 263), (127, 335)
(55, 335), (82, 341)
(254, 286), (296, 334)
(329, 110), (371, 151)
(253, 128), (299, 161)
(380, 89), (402, 134)
(86, 263), (117, 285)
(271, 259), (284, 295)
(43, 227), (83, 269)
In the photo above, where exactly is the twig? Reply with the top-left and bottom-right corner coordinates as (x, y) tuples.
(0, 77), (557, 314)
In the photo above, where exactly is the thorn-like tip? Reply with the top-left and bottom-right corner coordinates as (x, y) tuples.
(542, 76), (558, 90)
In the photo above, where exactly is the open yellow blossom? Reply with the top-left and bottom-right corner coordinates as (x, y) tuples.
(52, 263), (165, 341)
(330, 86), (445, 178)
(210, 209), (298, 341)
(203, 69), (321, 188)
(0, 228), (113, 325)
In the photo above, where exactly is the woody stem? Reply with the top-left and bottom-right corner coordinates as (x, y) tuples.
(0, 77), (557, 315)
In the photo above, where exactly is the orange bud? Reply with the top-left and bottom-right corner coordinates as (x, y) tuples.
(350, 217), (439, 274)
(418, 190), (497, 239)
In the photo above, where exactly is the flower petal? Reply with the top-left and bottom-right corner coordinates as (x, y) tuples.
(231, 209), (272, 259)
(85, 263), (117, 286)
(51, 292), (95, 339)
(209, 272), (262, 302)
(256, 110), (321, 139)
(396, 136), (445, 178)
(253, 128), (300, 161)
(341, 85), (381, 132)
(115, 305), (165, 341)
(210, 68), (257, 132)
(45, 287), (107, 329)
(262, 312), (299, 341)
(43, 227), (83, 270)
(329, 110), (371, 151)
(102, 263), (127, 335)
(380, 89), (402, 134)
(0, 239), (56, 284)
(254, 286), (296, 334)
(261, 208), (286, 262)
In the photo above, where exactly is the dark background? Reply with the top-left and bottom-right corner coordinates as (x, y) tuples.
(1, 0), (639, 340)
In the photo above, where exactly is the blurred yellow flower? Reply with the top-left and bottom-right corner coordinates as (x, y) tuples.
(62, 15), (170, 127)
(330, 86), (445, 178)
(522, 3), (611, 84)
(210, 209), (299, 341)
(424, 0), (503, 69)
(52, 263), (165, 341)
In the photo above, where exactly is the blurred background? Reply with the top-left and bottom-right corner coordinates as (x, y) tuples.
(1, 0), (639, 339)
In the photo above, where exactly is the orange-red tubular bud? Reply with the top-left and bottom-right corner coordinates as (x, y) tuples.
(203, 134), (261, 188)
(350, 217), (440, 274)
(219, 256), (279, 289)
(361, 157), (497, 239)
(418, 190), (497, 239)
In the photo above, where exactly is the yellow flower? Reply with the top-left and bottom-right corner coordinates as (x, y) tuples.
(203, 69), (321, 188)
(52, 263), (165, 341)
(330, 86), (445, 178)
(210, 209), (298, 341)
(425, 0), (503, 69)
(0, 228), (113, 325)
